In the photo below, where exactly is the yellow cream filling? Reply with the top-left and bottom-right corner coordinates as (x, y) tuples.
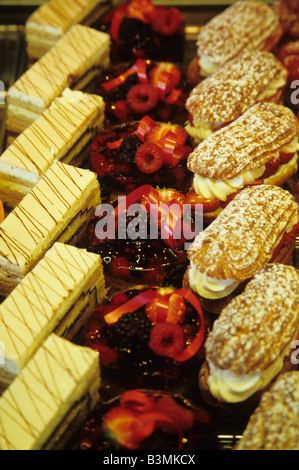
(193, 144), (298, 203)
(188, 261), (241, 300)
(197, 53), (219, 77)
(207, 341), (293, 403)
(188, 210), (298, 300)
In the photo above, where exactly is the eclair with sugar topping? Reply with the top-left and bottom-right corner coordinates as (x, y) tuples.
(186, 102), (299, 220)
(186, 184), (299, 313)
(188, 0), (283, 84)
(198, 264), (299, 410)
(235, 371), (299, 450)
(186, 51), (288, 144)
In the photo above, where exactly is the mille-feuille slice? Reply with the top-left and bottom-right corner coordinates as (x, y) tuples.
(0, 242), (106, 393)
(0, 88), (105, 208)
(185, 51), (288, 144)
(0, 333), (100, 450)
(198, 264), (299, 411)
(6, 24), (110, 142)
(186, 102), (299, 220)
(187, 0), (283, 85)
(0, 161), (101, 297)
(25, 0), (115, 62)
(235, 371), (299, 450)
(186, 184), (299, 314)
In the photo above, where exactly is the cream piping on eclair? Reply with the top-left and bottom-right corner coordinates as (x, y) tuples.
(192, 139), (299, 202)
(206, 340), (293, 403)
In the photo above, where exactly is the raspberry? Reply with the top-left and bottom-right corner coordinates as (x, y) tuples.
(148, 322), (184, 357)
(151, 7), (182, 36)
(135, 142), (163, 174)
(127, 83), (159, 114)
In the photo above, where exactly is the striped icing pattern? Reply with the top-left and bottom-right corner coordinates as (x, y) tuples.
(9, 24), (110, 108)
(0, 89), (104, 175)
(0, 242), (104, 372)
(0, 161), (100, 274)
(0, 334), (99, 450)
(26, 0), (102, 32)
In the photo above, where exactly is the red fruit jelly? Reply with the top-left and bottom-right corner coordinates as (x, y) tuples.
(68, 389), (220, 450)
(95, 0), (185, 64)
(90, 118), (194, 197)
(85, 287), (209, 387)
(95, 59), (191, 125)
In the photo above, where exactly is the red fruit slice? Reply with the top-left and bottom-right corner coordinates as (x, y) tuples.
(145, 295), (169, 323)
(127, 83), (159, 114)
(135, 142), (164, 173)
(279, 151), (295, 164)
(156, 187), (185, 207)
(146, 122), (187, 146)
(120, 390), (155, 413)
(155, 396), (194, 431)
(262, 158), (281, 178)
(149, 63), (181, 95)
(148, 321), (185, 357)
(103, 406), (140, 450)
(151, 6), (182, 36)
(167, 293), (186, 323)
(185, 190), (222, 213)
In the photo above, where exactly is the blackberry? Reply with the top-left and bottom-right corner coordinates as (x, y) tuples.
(104, 309), (152, 355)
(119, 134), (141, 163)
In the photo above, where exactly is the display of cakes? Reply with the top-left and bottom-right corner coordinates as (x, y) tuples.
(0, 0), (299, 452)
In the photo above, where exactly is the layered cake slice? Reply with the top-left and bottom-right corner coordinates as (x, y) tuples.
(25, 0), (114, 61)
(0, 242), (106, 392)
(7, 24), (110, 141)
(0, 161), (101, 296)
(0, 88), (105, 207)
(0, 333), (100, 450)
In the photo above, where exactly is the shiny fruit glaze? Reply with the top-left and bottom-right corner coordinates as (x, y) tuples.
(68, 389), (220, 450)
(90, 121), (193, 197)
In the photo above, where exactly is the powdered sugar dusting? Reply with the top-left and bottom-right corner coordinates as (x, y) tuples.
(205, 263), (299, 375)
(186, 51), (287, 122)
(236, 372), (299, 450)
(196, 1), (279, 66)
(187, 102), (299, 179)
